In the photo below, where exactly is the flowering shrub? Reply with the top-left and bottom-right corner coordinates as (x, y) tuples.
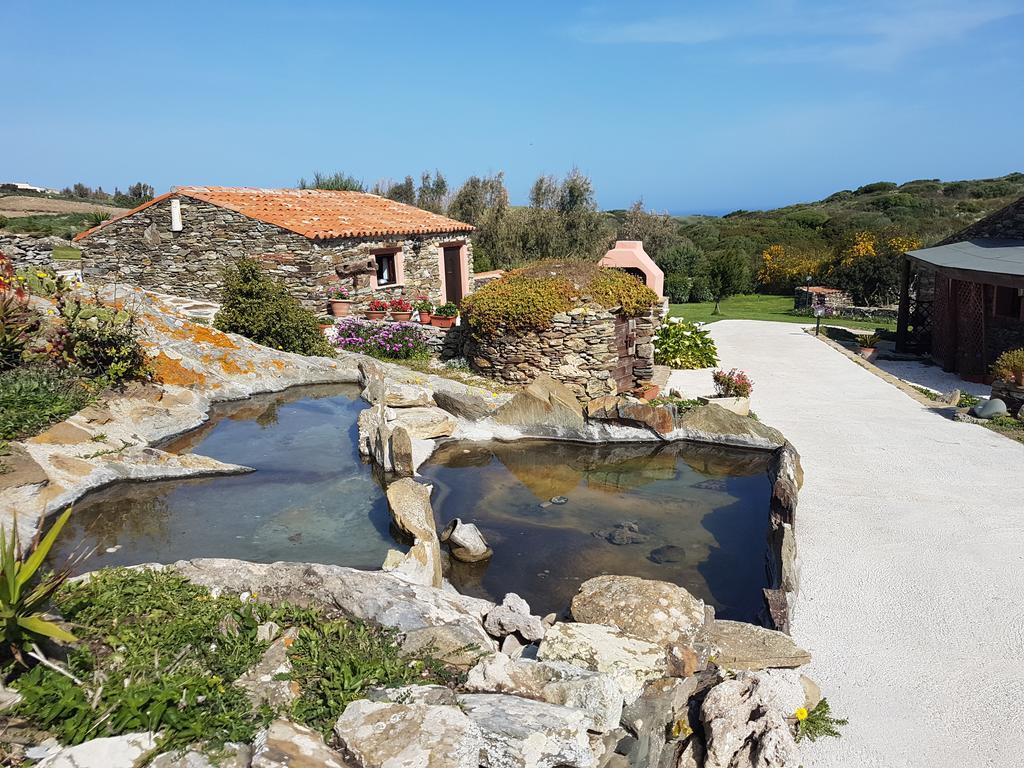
(367, 299), (390, 312)
(413, 296), (433, 313)
(330, 317), (430, 360)
(388, 298), (413, 313)
(326, 285), (349, 300)
(992, 348), (1024, 383)
(712, 368), (753, 398)
(653, 318), (719, 369)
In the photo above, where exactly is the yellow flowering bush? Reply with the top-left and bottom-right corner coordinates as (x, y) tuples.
(757, 244), (828, 293)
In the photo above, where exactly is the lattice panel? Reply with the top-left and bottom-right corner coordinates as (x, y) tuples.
(955, 280), (986, 376)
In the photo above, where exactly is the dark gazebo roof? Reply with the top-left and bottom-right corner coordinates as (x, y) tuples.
(907, 239), (1024, 288)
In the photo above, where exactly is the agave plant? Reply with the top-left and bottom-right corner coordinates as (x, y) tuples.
(1, 508), (76, 655)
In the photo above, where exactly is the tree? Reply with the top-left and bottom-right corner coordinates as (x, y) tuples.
(617, 199), (682, 261)
(416, 170), (448, 213)
(448, 172), (508, 226)
(384, 176), (416, 205)
(125, 182), (155, 201)
(297, 171), (365, 192)
(706, 246), (751, 314)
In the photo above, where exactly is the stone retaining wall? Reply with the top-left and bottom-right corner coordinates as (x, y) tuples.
(79, 196), (472, 312)
(464, 307), (658, 400)
(0, 233), (73, 268)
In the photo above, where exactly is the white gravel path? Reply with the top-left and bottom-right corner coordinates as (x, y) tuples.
(668, 321), (1024, 768)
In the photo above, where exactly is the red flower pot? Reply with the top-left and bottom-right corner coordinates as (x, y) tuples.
(365, 311), (386, 321)
(418, 311), (432, 324)
(391, 311), (413, 322)
(431, 315), (455, 329)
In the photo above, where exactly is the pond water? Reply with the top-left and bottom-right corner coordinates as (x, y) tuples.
(55, 385), (773, 623)
(420, 441), (772, 621)
(53, 384), (399, 573)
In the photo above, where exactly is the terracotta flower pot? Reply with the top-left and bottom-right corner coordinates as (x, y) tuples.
(329, 299), (351, 317)
(391, 311), (413, 322)
(365, 311), (386, 321)
(431, 315), (455, 329)
(418, 311), (432, 324)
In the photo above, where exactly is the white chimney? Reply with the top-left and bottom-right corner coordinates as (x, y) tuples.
(170, 198), (183, 232)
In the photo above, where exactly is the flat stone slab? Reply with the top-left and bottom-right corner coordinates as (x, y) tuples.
(708, 620), (811, 671)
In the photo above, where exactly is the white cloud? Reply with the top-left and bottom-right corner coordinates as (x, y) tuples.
(570, 1), (1021, 69)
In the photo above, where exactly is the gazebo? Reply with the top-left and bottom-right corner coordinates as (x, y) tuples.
(897, 197), (1024, 378)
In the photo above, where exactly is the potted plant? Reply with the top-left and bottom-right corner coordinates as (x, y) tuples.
(992, 348), (1024, 386)
(858, 333), (880, 361)
(326, 285), (351, 317)
(431, 302), (459, 329)
(365, 298), (389, 321)
(389, 297), (413, 322)
(413, 296), (433, 324)
(698, 368), (753, 416)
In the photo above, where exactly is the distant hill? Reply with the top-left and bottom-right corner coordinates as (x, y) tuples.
(671, 172), (1024, 258)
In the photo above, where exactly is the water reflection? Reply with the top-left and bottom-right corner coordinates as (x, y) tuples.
(421, 440), (772, 622)
(52, 384), (400, 573)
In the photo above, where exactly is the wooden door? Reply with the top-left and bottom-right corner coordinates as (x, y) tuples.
(612, 315), (636, 393)
(443, 246), (463, 305)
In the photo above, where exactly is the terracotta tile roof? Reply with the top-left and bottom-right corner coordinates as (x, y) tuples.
(75, 186), (473, 242)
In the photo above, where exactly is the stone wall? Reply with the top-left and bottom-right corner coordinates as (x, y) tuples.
(0, 234), (73, 268)
(79, 196), (473, 312)
(464, 307), (658, 400)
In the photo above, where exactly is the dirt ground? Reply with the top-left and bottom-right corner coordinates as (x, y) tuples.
(0, 194), (128, 218)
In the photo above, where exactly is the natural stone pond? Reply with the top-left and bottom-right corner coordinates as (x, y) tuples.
(55, 384), (773, 622)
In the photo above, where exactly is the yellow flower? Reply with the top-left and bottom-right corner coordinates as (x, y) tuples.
(795, 707), (809, 721)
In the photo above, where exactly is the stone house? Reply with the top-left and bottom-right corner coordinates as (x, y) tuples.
(897, 195), (1024, 378)
(75, 186), (475, 312)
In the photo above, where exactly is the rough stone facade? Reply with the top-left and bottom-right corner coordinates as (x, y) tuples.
(79, 196), (473, 313)
(793, 286), (851, 311)
(0, 234), (73, 269)
(464, 307), (658, 400)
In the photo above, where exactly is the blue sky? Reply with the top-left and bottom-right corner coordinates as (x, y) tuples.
(5, 0), (1023, 213)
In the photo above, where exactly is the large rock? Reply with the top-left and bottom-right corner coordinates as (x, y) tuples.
(385, 479), (442, 588)
(701, 674), (801, 768)
(401, 622), (493, 669)
(432, 379), (511, 421)
(386, 406), (457, 439)
(708, 620), (811, 670)
(169, 559), (495, 652)
(492, 375), (585, 430)
(464, 653), (623, 732)
(971, 397), (1008, 419)
(484, 593), (546, 643)
(672, 404), (786, 450)
(619, 676), (699, 768)
(151, 745), (252, 768)
(363, 381), (433, 408)
(615, 400), (675, 436)
(334, 699), (483, 768)
(570, 575), (707, 649)
(235, 627), (300, 709)
(458, 693), (604, 768)
(37, 733), (158, 768)
(252, 719), (350, 768)
(537, 622), (668, 703)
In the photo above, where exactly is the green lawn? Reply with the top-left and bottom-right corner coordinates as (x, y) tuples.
(668, 294), (896, 332)
(52, 246), (82, 260)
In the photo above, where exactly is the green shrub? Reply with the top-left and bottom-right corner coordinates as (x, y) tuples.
(17, 265), (72, 298)
(1, 507), (76, 657)
(0, 365), (97, 440)
(461, 261), (658, 337)
(433, 302), (459, 318)
(214, 259), (333, 357)
(286, 620), (450, 739)
(586, 268), (660, 315)
(57, 298), (149, 385)
(461, 273), (574, 336)
(991, 348), (1024, 382)
(653, 319), (719, 369)
(0, 292), (39, 370)
(665, 274), (691, 303)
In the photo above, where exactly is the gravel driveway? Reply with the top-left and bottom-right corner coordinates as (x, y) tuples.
(669, 320), (1024, 768)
